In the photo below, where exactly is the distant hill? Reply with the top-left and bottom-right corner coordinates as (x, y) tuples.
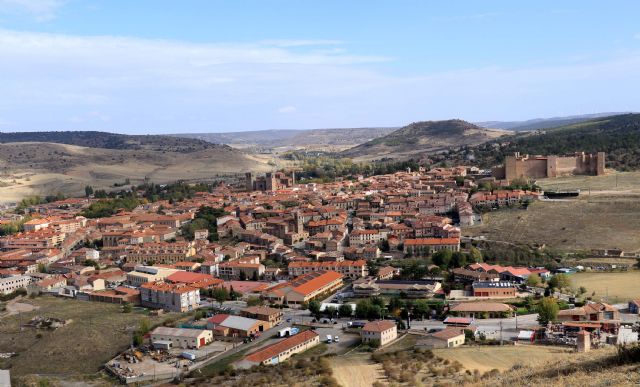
(458, 113), (640, 170)
(0, 131), (218, 152)
(476, 112), (632, 131)
(171, 127), (397, 151)
(341, 119), (510, 161)
(0, 132), (271, 203)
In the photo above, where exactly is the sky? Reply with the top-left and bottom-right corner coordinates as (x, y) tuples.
(0, 1), (639, 134)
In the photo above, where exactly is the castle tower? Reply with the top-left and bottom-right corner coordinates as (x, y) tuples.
(596, 152), (606, 175)
(294, 210), (303, 233)
(245, 172), (254, 192)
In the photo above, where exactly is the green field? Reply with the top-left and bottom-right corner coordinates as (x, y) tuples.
(0, 296), (171, 379)
(571, 271), (640, 303)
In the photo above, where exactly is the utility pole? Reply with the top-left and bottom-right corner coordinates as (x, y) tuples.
(499, 320), (503, 345)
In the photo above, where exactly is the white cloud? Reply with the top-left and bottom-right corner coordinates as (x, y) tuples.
(0, 0), (67, 21)
(259, 39), (344, 48)
(277, 106), (297, 114)
(0, 28), (639, 132)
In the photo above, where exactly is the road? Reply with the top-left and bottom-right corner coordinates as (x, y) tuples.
(410, 313), (540, 340)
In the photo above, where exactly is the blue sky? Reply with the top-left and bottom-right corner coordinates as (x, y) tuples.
(0, 1), (639, 133)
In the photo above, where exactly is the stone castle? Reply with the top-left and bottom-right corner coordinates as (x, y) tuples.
(245, 171), (294, 191)
(493, 152), (606, 180)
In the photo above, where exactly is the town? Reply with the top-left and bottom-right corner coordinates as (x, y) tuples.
(2, 153), (639, 386)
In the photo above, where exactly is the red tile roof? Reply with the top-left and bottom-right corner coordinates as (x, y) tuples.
(244, 330), (319, 363)
(363, 320), (396, 332)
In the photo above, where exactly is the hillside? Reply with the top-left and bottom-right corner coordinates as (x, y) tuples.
(475, 112), (631, 131)
(0, 131), (217, 152)
(0, 142), (270, 203)
(172, 127), (397, 151)
(463, 113), (640, 170)
(341, 119), (509, 161)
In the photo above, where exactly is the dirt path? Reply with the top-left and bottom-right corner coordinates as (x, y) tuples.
(2, 299), (37, 318)
(330, 354), (386, 387)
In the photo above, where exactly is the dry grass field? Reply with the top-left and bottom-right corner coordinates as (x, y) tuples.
(464, 198), (640, 252)
(537, 171), (640, 193)
(472, 346), (640, 387)
(0, 296), (171, 378)
(571, 271), (640, 303)
(433, 345), (573, 373)
(330, 353), (386, 387)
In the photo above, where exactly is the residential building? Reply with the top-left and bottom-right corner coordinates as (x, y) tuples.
(218, 261), (265, 280)
(417, 327), (466, 349)
(241, 306), (284, 326)
(262, 270), (343, 306)
(361, 320), (398, 347)
(140, 281), (200, 312)
(403, 237), (460, 256)
(287, 260), (367, 279)
(472, 281), (517, 298)
(126, 265), (179, 287)
(237, 330), (320, 368)
(449, 302), (513, 318)
(0, 275), (31, 295)
(150, 326), (213, 349)
(557, 302), (620, 322)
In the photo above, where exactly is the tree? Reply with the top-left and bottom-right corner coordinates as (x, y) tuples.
(239, 271), (247, 281)
(84, 185), (94, 197)
(412, 299), (430, 319)
(548, 274), (571, 291)
(451, 251), (467, 268)
(325, 306), (337, 318)
(338, 303), (353, 317)
(138, 318), (151, 335)
(537, 297), (559, 325)
(367, 260), (379, 277)
(469, 247), (483, 263)
(432, 250), (453, 268)
(308, 300), (321, 317)
(252, 271), (259, 281)
(246, 296), (263, 307)
(122, 303), (132, 313)
(578, 286), (587, 295)
(526, 273), (541, 287)
(356, 299), (372, 318)
(211, 287), (229, 306)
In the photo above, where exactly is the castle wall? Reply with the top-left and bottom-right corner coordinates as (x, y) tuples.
(497, 152), (605, 181)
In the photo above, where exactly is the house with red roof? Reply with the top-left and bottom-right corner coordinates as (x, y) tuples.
(237, 330), (320, 368)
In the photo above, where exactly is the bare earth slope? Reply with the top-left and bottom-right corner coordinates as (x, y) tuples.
(0, 142), (269, 203)
(341, 119), (509, 161)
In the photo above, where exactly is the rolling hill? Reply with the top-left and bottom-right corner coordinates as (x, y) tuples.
(456, 113), (640, 170)
(172, 127), (397, 151)
(341, 119), (510, 161)
(475, 112), (632, 131)
(0, 140), (270, 204)
(0, 131), (217, 152)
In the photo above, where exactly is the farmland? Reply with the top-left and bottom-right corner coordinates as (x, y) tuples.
(463, 198), (640, 252)
(0, 296), (172, 379)
(571, 271), (640, 303)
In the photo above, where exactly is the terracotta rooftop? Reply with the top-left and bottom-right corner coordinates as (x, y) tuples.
(244, 330), (319, 363)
